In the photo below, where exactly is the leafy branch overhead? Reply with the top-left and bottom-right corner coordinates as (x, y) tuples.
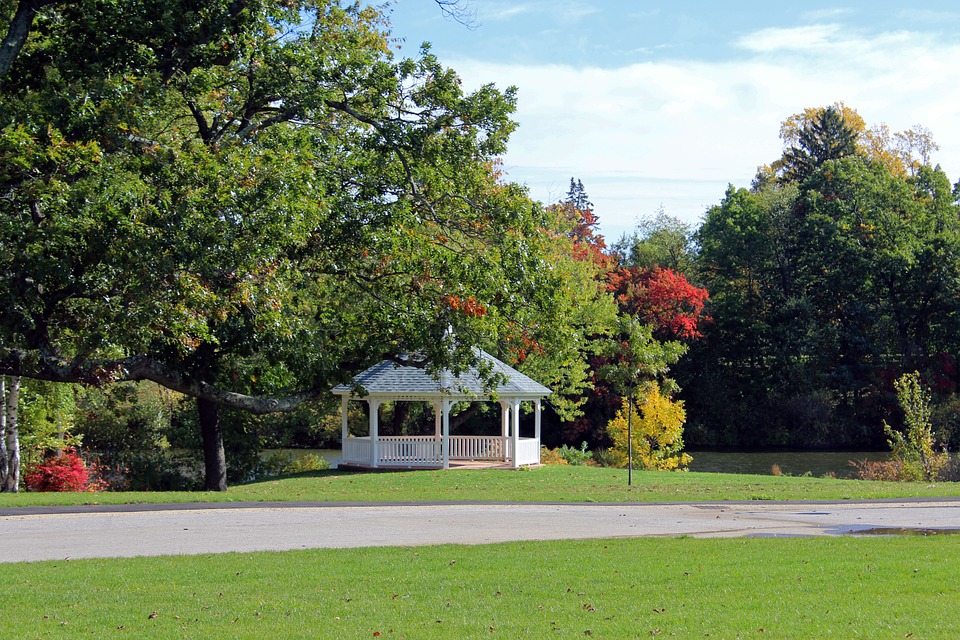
(0, 0), (576, 489)
(0, 1), (555, 406)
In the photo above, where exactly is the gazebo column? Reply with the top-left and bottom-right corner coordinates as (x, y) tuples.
(499, 400), (510, 462)
(534, 399), (542, 464)
(368, 399), (381, 468)
(341, 396), (350, 458)
(442, 399), (451, 469)
(432, 402), (442, 440)
(510, 398), (521, 468)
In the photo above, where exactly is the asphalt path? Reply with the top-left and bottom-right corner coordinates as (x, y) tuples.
(2, 499), (959, 563)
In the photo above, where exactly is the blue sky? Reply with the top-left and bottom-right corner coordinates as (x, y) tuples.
(382, 1), (960, 240)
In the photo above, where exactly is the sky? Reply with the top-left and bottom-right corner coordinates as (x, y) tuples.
(381, 1), (960, 241)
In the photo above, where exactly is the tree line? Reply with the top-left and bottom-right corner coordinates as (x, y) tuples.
(3, 2), (956, 492)
(623, 104), (960, 451)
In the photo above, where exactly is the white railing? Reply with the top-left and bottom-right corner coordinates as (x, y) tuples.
(514, 438), (540, 466)
(341, 435), (539, 467)
(377, 437), (442, 466)
(449, 435), (505, 461)
(342, 438), (370, 465)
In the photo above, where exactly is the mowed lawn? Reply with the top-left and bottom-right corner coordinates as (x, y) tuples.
(4, 536), (959, 638)
(2, 465), (960, 508)
(3, 467), (960, 637)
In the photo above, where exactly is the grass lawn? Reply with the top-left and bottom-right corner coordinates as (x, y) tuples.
(4, 535), (959, 638)
(1, 465), (959, 508)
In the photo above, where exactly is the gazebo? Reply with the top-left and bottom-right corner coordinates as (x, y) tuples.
(333, 350), (551, 469)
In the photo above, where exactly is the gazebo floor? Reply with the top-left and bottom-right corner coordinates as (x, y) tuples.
(335, 460), (539, 471)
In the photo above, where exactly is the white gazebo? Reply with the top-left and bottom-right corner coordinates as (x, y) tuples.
(333, 350), (551, 469)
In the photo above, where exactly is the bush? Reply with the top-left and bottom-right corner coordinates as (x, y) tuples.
(24, 448), (104, 492)
(255, 451), (332, 478)
(283, 453), (331, 474)
(850, 458), (905, 482)
(76, 383), (199, 490)
(591, 448), (620, 468)
(931, 394), (960, 450)
(556, 442), (593, 466)
(539, 446), (568, 465)
(935, 455), (960, 482)
(883, 372), (947, 481)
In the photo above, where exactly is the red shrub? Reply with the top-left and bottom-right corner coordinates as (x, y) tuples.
(25, 449), (93, 492)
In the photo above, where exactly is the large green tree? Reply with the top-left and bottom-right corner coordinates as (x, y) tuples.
(0, 1), (567, 489)
(687, 106), (960, 448)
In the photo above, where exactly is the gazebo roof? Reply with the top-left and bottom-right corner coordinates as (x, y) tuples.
(332, 349), (552, 399)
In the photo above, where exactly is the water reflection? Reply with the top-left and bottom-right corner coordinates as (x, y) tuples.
(687, 451), (890, 478)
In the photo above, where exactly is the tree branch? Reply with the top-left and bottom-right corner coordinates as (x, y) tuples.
(0, 0), (65, 77)
(0, 348), (327, 414)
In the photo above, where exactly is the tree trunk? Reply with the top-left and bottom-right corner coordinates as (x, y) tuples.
(0, 0), (56, 78)
(3, 376), (21, 492)
(198, 397), (227, 491)
(0, 377), (7, 488)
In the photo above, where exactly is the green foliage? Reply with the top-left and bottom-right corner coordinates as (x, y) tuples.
(555, 441), (593, 466)
(613, 207), (695, 274)
(685, 105), (960, 449)
(75, 383), (198, 491)
(883, 372), (946, 481)
(1, 1), (595, 488)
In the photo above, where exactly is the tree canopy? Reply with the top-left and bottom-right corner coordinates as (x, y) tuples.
(684, 104), (960, 448)
(0, 0), (575, 488)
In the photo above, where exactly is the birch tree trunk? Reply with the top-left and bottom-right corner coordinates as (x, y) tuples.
(3, 376), (20, 492)
(0, 377), (7, 488)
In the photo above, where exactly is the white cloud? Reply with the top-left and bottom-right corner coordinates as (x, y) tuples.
(801, 8), (854, 21)
(447, 25), (960, 239)
(737, 24), (844, 53)
(476, 3), (535, 21)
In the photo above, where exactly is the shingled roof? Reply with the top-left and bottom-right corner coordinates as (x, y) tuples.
(332, 349), (551, 399)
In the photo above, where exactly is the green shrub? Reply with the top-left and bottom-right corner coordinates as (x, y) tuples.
(556, 442), (593, 466)
(591, 448), (620, 468)
(539, 446), (568, 465)
(283, 453), (331, 474)
(883, 372), (946, 481)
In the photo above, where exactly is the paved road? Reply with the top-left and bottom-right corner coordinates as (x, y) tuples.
(1, 500), (959, 563)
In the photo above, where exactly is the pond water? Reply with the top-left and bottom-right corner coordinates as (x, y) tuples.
(687, 451), (890, 479)
(267, 448), (890, 479)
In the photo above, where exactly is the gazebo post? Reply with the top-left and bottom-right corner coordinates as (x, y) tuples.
(432, 402), (442, 440)
(368, 399), (381, 468)
(534, 399), (542, 464)
(340, 396), (350, 444)
(442, 399), (451, 469)
(499, 400), (510, 462)
(510, 398), (521, 469)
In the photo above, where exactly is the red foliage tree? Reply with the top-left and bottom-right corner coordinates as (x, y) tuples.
(606, 266), (709, 340)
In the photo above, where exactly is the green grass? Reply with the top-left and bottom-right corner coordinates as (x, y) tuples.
(4, 536), (959, 638)
(1, 465), (959, 508)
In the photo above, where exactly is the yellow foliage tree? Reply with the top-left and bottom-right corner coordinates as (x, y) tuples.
(605, 383), (691, 471)
(774, 102), (939, 179)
